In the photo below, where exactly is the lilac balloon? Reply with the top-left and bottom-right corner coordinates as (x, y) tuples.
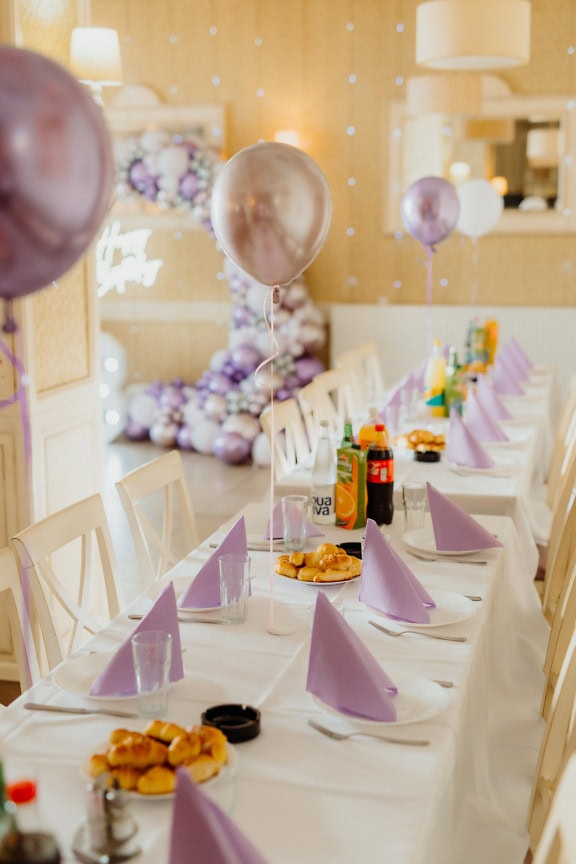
(208, 372), (233, 395)
(176, 424), (195, 450)
(294, 354), (325, 385)
(0, 46), (114, 326)
(124, 419), (149, 441)
(128, 159), (151, 192)
(231, 344), (261, 375)
(213, 431), (252, 465)
(179, 171), (200, 200)
(401, 176), (460, 247)
(160, 385), (186, 409)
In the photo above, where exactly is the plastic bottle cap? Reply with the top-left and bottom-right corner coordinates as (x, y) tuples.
(374, 424), (385, 431)
(7, 779), (37, 805)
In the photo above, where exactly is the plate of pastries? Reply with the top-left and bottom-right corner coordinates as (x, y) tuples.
(87, 719), (235, 798)
(275, 542), (362, 584)
(392, 429), (446, 453)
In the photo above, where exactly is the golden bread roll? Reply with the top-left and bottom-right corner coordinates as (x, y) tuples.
(313, 568), (349, 582)
(108, 736), (168, 769)
(89, 753), (109, 778)
(288, 551), (305, 567)
(137, 765), (176, 795)
(185, 754), (221, 784)
(109, 728), (140, 746)
(275, 556), (298, 579)
(144, 720), (187, 743)
(318, 553), (351, 571)
(297, 566), (320, 582)
(167, 733), (202, 767)
(303, 550), (322, 567)
(110, 766), (141, 791)
(316, 543), (342, 557)
(197, 726), (228, 763)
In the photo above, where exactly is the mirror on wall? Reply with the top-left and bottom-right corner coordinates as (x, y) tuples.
(385, 84), (576, 234)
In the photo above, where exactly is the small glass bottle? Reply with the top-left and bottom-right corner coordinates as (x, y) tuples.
(341, 417), (355, 449)
(311, 420), (336, 525)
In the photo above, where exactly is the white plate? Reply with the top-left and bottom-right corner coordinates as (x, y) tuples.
(447, 461), (520, 477)
(84, 740), (237, 800)
(369, 589), (474, 628)
(403, 526), (488, 557)
(53, 653), (138, 701)
(146, 576), (220, 613)
(295, 573), (361, 587)
(311, 676), (450, 727)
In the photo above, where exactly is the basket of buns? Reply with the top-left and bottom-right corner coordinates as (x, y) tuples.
(275, 542), (361, 583)
(88, 719), (229, 796)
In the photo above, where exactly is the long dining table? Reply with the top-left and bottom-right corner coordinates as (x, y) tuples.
(0, 494), (550, 864)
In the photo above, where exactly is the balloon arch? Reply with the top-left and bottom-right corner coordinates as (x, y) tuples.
(123, 142), (332, 466)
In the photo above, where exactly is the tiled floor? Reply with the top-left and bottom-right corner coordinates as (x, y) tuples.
(102, 438), (271, 603)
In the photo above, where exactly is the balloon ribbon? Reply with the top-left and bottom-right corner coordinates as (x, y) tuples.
(424, 245), (435, 357)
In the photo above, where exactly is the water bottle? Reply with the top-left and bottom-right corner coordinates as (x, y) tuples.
(311, 420), (336, 524)
(366, 424), (394, 526)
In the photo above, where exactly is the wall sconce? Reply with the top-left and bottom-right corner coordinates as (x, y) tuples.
(274, 129), (302, 148)
(70, 27), (122, 105)
(416, 1), (531, 70)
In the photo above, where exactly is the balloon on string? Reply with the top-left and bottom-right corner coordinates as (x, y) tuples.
(210, 142), (332, 286)
(400, 176), (460, 247)
(456, 179), (504, 238)
(0, 46), (114, 331)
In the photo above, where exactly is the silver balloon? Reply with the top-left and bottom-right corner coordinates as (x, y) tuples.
(211, 142), (332, 286)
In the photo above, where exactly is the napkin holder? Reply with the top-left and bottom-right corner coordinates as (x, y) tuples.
(72, 775), (140, 863)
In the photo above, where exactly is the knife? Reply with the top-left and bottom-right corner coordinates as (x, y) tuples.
(128, 613), (224, 624)
(24, 702), (141, 719)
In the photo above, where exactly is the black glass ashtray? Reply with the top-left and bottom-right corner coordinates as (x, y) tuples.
(338, 541), (363, 559)
(201, 703), (261, 743)
(414, 450), (441, 463)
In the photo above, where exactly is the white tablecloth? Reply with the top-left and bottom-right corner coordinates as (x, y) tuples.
(0, 503), (549, 864)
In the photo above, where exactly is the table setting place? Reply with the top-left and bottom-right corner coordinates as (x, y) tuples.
(0, 470), (551, 864)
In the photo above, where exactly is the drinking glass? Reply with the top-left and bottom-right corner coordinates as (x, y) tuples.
(218, 554), (250, 624)
(282, 495), (308, 552)
(131, 630), (172, 717)
(402, 483), (427, 532)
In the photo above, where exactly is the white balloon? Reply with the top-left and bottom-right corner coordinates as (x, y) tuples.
(210, 348), (230, 372)
(140, 129), (170, 153)
(128, 392), (158, 428)
(149, 421), (179, 447)
(222, 412), (261, 441)
(203, 394), (227, 421)
(189, 419), (221, 454)
(181, 401), (205, 427)
(245, 283), (269, 315)
(457, 180), (504, 238)
(157, 144), (189, 178)
(252, 431), (271, 466)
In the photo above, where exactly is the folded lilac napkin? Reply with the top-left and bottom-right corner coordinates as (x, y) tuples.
(446, 409), (495, 469)
(426, 482), (503, 552)
(306, 592), (397, 722)
(178, 516), (248, 609)
(509, 337), (533, 371)
(169, 768), (269, 864)
(264, 501), (323, 540)
(500, 344), (529, 382)
(412, 359), (427, 391)
(359, 518), (435, 624)
(465, 389), (509, 442)
(476, 374), (513, 421)
(90, 582), (184, 697)
(492, 354), (525, 396)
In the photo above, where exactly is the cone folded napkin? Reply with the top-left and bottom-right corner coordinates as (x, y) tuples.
(500, 344), (529, 382)
(508, 337), (533, 371)
(264, 501), (323, 540)
(178, 516), (248, 609)
(492, 354), (525, 396)
(446, 409), (495, 469)
(90, 582), (184, 697)
(359, 518), (435, 624)
(465, 389), (508, 443)
(476, 374), (513, 421)
(306, 592), (398, 721)
(426, 482), (503, 553)
(169, 768), (269, 864)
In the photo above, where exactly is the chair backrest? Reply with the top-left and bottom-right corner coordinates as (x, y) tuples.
(0, 546), (41, 690)
(11, 493), (120, 672)
(547, 375), (576, 510)
(115, 450), (199, 587)
(334, 341), (386, 407)
(528, 628), (576, 853)
(542, 446), (576, 623)
(259, 398), (313, 480)
(542, 552), (576, 722)
(298, 368), (360, 446)
(532, 750), (576, 864)
(296, 379), (340, 447)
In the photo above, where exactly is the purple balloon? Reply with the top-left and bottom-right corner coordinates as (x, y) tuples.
(160, 385), (186, 409)
(0, 47), (114, 321)
(231, 344), (261, 375)
(213, 430), (252, 465)
(208, 372), (232, 395)
(294, 355), (325, 385)
(179, 171), (200, 200)
(124, 419), (149, 441)
(176, 424), (195, 450)
(401, 176), (460, 247)
(128, 159), (151, 192)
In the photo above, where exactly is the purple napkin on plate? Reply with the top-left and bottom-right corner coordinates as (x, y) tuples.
(90, 582), (184, 697)
(264, 501), (323, 540)
(446, 409), (495, 469)
(500, 344), (529, 382)
(426, 482), (503, 552)
(169, 768), (269, 864)
(492, 354), (525, 396)
(465, 389), (509, 443)
(476, 374), (513, 421)
(178, 516), (247, 609)
(359, 518), (434, 624)
(509, 337), (533, 371)
(306, 593), (397, 722)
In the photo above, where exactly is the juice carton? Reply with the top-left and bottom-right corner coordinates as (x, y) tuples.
(335, 446), (367, 530)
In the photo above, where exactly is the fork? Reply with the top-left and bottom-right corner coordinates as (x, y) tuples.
(307, 719), (430, 746)
(368, 619), (467, 643)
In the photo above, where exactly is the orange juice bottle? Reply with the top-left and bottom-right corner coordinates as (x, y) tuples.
(335, 441), (367, 529)
(357, 407), (379, 450)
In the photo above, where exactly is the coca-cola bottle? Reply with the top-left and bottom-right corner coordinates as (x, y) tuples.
(366, 424), (394, 526)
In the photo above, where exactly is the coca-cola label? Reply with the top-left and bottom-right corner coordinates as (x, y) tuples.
(367, 459), (394, 483)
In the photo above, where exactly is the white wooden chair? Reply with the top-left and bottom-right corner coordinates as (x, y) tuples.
(532, 750), (576, 864)
(259, 398), (314, 481)
(115, 449), (199, 588)
(545, 375), (576, 511)
(542, 550), (576, 722)
(296, 379), (340, 448)
(538, 446), (576, 623)
(297, 367), (359, 447)
(0, 546), (42, 690)
(334, 341), (386, 407)
(11, 494), (120, 673)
